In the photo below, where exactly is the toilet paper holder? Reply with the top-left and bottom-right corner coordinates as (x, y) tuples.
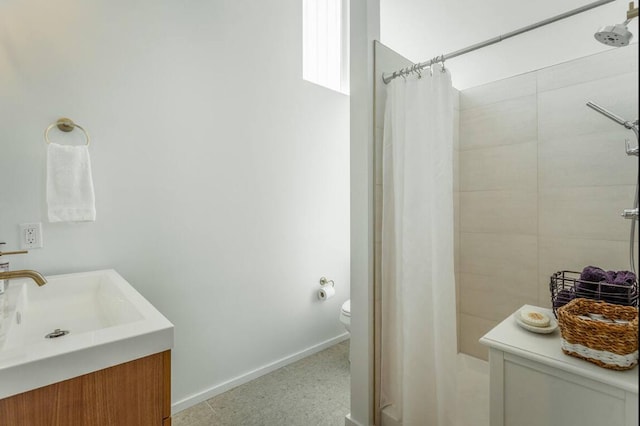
(319, 277), (334, 287)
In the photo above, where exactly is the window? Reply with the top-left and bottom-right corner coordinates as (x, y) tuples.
(302, 0), (349, 94)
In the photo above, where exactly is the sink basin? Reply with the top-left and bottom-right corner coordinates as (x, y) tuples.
(2, 271), (145, 350)
(0, 269), (173, 399)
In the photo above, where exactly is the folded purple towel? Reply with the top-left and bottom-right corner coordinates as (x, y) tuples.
(575, 267), (636, 304)
(601, 271), (637, 302)
(613, 271), (636, 286)
(580, 266), (608, 284)
(554, 288), (575, 308)
(578, 266), (606, 295)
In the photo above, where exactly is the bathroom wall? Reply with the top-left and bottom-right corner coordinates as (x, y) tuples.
(372, 41), (413, 426)
(348, 2), (380, 425)
(458, 46), (639, 359)
(0, 0), (349, 409)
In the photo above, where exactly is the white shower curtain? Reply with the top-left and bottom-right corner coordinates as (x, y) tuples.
(380, 66), (458, 426)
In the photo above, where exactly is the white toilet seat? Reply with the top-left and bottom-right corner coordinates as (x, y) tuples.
(340, 300), (350, 317)
(340, 299), (351, 332)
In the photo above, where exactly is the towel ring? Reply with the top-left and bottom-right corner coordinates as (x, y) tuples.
(45, 118), (91, 146)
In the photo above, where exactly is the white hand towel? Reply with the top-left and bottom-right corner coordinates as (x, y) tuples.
(47, 143), (96, 222)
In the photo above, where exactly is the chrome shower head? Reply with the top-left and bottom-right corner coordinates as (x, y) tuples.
(596, 1), (639, 46)
(594, 22), (634, 46)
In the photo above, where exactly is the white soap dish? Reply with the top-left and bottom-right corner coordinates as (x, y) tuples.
(514, 311), (558, 334)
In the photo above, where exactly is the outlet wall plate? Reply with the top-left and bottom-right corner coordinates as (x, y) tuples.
(19, 223), (43, 249)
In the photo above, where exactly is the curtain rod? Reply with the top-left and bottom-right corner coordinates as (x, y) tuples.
(382, 0), (617, 84)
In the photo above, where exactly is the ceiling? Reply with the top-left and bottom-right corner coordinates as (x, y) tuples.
(380, 0), (639, 89)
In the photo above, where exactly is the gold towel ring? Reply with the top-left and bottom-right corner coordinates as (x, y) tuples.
(44, 118), (91, 146)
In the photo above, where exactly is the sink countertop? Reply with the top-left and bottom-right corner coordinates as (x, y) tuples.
(0, 269), (174, 399)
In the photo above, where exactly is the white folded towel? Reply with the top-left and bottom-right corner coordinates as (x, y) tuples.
(47, 143), (96, 222)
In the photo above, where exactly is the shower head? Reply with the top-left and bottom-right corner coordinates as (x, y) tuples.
(594, 22), (634, 46)
(595, 1), (638, 46)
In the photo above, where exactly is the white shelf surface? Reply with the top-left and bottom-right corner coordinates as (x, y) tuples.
(480, 304), (638, 394)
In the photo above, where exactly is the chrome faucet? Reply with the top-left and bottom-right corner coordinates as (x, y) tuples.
(0, 270), (47, 286)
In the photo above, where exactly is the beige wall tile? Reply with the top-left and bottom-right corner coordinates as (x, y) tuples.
(538, 72), (639, 142)
(460, 190), (537, 235)
(460, 72), (536, 110)
(460, 141), (537, 191)
(456, 48), (639, 360)
(460, 270), (537, 300)
(459, 314), (498, 361)
(539, 129), (637, 189)
(537, 47), (639, 93)
(460, 274), (538, 321)
(537, 237), (632, 307)
(460, 95), (537, 150)
(539, 185), (636, 241)
(460, 232), (538, 279)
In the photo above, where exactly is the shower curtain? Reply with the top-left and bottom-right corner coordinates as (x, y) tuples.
(380, 65), (458, 426)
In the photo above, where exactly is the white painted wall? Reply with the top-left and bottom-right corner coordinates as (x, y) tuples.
(0, 0), (350, 408)
(349, 1), (380, 425)
(380, 0), (639, 89)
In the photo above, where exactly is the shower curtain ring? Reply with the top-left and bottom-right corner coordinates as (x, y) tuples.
(440, 54), (446, 72)
(415, 64), (422, 78)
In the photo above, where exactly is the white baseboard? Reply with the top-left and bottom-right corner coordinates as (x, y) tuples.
(172, 332), (350, 414)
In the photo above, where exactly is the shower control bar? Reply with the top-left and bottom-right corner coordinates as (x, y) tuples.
(586, 101), (639, 274)
(622, 208), (639, 220)
(586, 101), (637, 129)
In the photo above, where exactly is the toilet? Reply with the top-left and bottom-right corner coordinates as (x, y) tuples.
(339, 299), (351, 332)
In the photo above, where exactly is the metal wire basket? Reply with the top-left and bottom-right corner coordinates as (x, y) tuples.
(549, 270), (638, 317)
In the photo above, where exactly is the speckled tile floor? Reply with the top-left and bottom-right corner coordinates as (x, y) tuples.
(172, 340), (350, 426)
(173, 342), (490, 426)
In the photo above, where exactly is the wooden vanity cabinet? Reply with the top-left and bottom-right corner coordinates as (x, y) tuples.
(0, 350), (171, 426)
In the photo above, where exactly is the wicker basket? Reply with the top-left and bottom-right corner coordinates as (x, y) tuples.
(556, 298), (638, 370)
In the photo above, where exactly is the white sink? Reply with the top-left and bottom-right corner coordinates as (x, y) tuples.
(0, 269), (174, 399)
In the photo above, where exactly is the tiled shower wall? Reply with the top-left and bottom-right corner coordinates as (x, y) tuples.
(457, 46), (639, 359)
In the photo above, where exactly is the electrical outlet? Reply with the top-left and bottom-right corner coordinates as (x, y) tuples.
(19, 223), (43, 249)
